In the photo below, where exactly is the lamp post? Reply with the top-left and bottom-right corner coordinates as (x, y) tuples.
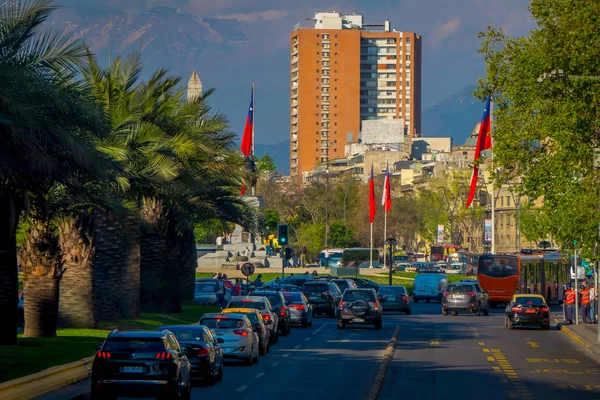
(325, 168), (330, 247)
(386, 237), (397, 285)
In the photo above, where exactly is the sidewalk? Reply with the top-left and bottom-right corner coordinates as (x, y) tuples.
(554, 314), (600, 364)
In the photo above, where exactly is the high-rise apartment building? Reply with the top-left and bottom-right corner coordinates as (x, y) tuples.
(290, 12), (421, 179)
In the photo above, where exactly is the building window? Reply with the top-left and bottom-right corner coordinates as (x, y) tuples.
(507, 196), (511, 207)
(334, 140), (337, 143)
(316, 69), (320, 73)
(317, 52), (320, 55)
(316, 122), (319, 126)
(406, 55), (410, 61)
(317, 34), (320, 37)
(406, 37), (411, 43)
(334, 149), (337, 152)
(316, 140), (318, 143)
(335, 43), (338, 46)
(316, 148), (318, 152)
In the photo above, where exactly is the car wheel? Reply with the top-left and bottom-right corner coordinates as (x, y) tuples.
(269, 331), (276, 345)
(442, 309), (448, 316)
(337, 319), (345, 329)
(508, 321), (515, 330)
(426, 299), (430, 303)
(504, 316), (508, 328)
(301, 319), (309, 328)
(253, 344), (259, 363)
(206, 366), (216, 386)
(452, 311), (458, 316)
(282, 322), (291, 336)
(217, 364), (223, 382)
(483, 308), (489, 316)
(91, 389), (116, 400)
(542, 324), (550, 330)
(245, 353), (253, 366)
(405, 308), (411, 315)
(374, 320), (382, 330)
(259, 340), (267, 356)
(473, 309), (479, 316)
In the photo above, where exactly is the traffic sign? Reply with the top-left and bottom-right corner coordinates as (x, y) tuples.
(240, 262), (255, 277)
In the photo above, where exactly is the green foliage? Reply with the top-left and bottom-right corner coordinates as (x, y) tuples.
(329, 222), (358, 248)
(193, 219), (225, 244)
(296, 223), (325, 261)
(476, 0), (600, 257)
(263, 209), (279, 233)
(256, 155), (276, 176)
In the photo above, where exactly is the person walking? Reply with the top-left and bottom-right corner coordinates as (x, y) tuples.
(300, 244), (308, 267)
(216, 235), (223, 251)
(324, 247), (330, 269)
(254, 274), (263, 288)
(580, 282), (591, 324)
(588, 283), (597, 324)
(234, 280), (242, 296)
(563, 284), (575, 324)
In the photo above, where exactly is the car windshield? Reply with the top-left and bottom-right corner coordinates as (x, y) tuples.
(200, 317), (246, 329)
(447, 285), (473, 293)
(379, 287), (406, 295)
(283, 293), (304, 305)
(343, 291), (375, 302)
(235, 313), (259, 323)
(254, 294), (281, 307)
(162, 327), (205, 342)
(104, 338), (165, 353)
(513, 297), (546, 307)
(228, 301), (266, 311)
(196, 282), (217, 292)
(333, 281), (349, 291)
(302, 284), (329, 294)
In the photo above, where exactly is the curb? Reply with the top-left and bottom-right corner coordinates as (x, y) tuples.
(365, 325), (401, 400)
(554, 317), (600, 365)
(0, 356), (93, 400)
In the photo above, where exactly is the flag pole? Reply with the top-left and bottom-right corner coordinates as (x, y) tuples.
(251, 80), (256, 196)
(490, 97), (495, 255)
(370, 222), (374, 268)
(383, 211), (387, 268)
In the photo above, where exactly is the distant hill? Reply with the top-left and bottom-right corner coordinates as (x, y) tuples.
(255, 142), (289, 173)
(421, 85), (483, 145)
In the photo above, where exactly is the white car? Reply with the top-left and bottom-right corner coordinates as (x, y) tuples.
(446, 263), (465, 275)
(200, 313), (260, 365)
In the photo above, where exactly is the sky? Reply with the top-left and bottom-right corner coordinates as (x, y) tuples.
(59, 0), (537, 145)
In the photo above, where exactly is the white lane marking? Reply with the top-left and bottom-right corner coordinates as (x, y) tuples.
(304, 337), (310, 342)
(255, 372), (265, 379)
(294, 345), (301, 349)
(283, 352), (291, 357)
(271, 361), (279, 367)
(312, 323), (328, 335)
(237, 385), (248, 392)
(341, 339), (349, 343)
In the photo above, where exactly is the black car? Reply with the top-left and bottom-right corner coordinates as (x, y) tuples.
(331, 279), (358, 293)
(504, 295), (550, 330)
(337, 288), (382, 330)
(91, 330), (191, 400)
(159, 325), (223, 386)
(250, 290), (292, 335)
(442, 282), (490, 316)
(302, 281), (342, 317)
(348, 277), (381, 291)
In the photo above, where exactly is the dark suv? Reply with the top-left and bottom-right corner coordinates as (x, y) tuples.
(91, 330), (191, 400)
(250, 290), (292, 335)
(302, 281), (342, 316)
(337, 289), (382, 330)
(442, 282), (490, 316)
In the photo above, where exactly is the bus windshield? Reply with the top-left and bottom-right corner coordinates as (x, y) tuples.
(478, 256), (519, 278)
(342, 248), (380, 268)
(320, 250), (343, 268)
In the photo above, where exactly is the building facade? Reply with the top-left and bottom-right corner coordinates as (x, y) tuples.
(290, 12), (421, 180)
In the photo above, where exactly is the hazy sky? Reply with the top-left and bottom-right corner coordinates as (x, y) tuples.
(58, 0), (537, 145)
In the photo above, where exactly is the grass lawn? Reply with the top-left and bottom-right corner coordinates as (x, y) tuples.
(0, 304), (219, 383)
(195, 272), (216, 279)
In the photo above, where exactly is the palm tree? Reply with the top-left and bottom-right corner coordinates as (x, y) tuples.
(0, 0), (115, 344)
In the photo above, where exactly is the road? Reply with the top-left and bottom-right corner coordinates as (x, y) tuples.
(38, 303), (600, 400)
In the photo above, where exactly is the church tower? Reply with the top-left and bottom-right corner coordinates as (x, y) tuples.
(187, 70), (202, 102)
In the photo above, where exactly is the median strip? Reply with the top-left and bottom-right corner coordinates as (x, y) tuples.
(365, 325), (401, 400)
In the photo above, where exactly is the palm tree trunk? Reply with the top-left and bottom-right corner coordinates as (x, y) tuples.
(58, 215), (97, 328)
(92, 212), (122, 322)
(19, 219), (62, 338)
(0, 190), (18, 345)
(164, 210), (181, 313)
(140, 198), (168, 313)
(178, 225), (197, 302)
(120, 214), (140, 319)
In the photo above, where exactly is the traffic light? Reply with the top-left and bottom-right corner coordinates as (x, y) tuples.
(285, 247), (292, 260)
(278, 224), (289, 245)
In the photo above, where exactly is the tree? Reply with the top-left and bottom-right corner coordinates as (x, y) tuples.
(476, 0), (600, 257)
(329, 222), (358, 248)
(256, 155), (276, 177)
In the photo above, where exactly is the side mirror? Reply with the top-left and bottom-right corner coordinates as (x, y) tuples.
(378, 296), (385, 302)
(96, 345), (102, 351)
(216, 338), (225, 344)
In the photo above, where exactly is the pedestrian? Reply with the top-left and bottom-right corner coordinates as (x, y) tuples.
(312, 270), (318, 277)
(216, 272), (222, 280)
(580, 282), (591, 324)
(275, 276), (281, 284)
(254, 274), (263, 288)
(216, 235), (223, 251)
(304, 271), (309, 276)
(266, 242), (271, 257)
(563, 284), (575, 324)
(214, 282), (226, 309)
(300, 244), (308, 267)
(324, 247), (330, 269)
(234, 281), (242, 296)
(588, 283), (597, 324)
(222, 273), (228, 280)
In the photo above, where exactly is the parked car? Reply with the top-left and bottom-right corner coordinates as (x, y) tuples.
(279, 276), (315, 287)
(378, 286), (411, 314)
(249, 290), (291, 335)
(445, 263), (465, 275)
(199, 313), (260, 365)
(504, 294), (550, 330)
(226, 296), (279, 344)
(91, 330), (191, 400)
(337, 288), (382, 330)
(258, 282), (301, 292)
(331, 278), (358, 293)
(414, 262), (435, 272)
(347, 277), (380, 291)
(222, 308), (270, 355)
(302, 281), (342, 317)
(282, 292), (313, 327)
(413, 273), (448, 303)
(158, 325), (223, 385)
(194, 279), (231, 306)
(442, 282), (490, 316)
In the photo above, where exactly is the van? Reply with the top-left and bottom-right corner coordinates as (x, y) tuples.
(413, 273), (448, 303)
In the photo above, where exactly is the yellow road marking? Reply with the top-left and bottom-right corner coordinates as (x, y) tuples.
(479, 342), (485, 346)
(430, 340), (439, 346)
(488, 356), (496, 361)
(493, 367), (502, 371)
(491, 349), (501, 352)
(483, 348), (490, 353)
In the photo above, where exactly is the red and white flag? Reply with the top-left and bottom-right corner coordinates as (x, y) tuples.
(382, 167), (391, 212)
(466, 96), (493, 208)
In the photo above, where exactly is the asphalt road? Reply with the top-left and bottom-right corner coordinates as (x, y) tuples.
(38, 303), (600, 400)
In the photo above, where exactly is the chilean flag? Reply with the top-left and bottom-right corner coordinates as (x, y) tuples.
(466, 96), (493, 208)
(369, 165), (376, 223)
(382, 166), (391, 212)
(240, 86), (253, 157)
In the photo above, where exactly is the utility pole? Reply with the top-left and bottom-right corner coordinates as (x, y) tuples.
(574, 247), (579, 325)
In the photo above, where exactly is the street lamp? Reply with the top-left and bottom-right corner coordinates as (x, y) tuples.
(325, 168), (330, 247)
(385, 237), (397, 285)
(343, 178), (360, 227)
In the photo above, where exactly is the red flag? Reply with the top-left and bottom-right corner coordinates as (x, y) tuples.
(240, 86), (254, 157)
(382, 167), (391, 212)
(466, 96), (493, 208)
(369, 165), (376, 223)
(240, 185), (246, 196)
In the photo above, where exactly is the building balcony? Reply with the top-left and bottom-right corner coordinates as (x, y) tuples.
(291, 117), (298, 124)
(291, 100), (298, 107)
(292, 143), (298, 151)
(291, 133), (298, 142)
(291, 126), (298, 133)
(291, 108), (298, 116)
(291, 56), (298, 63)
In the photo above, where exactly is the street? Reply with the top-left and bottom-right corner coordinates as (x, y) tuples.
(39, 303), (600, 400)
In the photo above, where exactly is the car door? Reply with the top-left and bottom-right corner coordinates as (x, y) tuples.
(203, 328), (219, 366)
(168, 334), (190, 383)
(475, 283), (489, 308)
(265, 299), (279, 331)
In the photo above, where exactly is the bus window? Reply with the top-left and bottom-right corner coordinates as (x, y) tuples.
(319, 250), (343, 268)
(342, 248), (380, 268)
(478, 256), (519, 278)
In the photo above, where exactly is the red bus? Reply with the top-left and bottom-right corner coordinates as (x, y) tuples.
(431, 245), (460, 262)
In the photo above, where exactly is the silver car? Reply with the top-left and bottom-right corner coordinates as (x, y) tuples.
(199, 313), (260, 365)
(194, 280), (231, 306)
(226, 296), (280, 345)
(378, 285), (411, 315)
(282, 292), (313, 328)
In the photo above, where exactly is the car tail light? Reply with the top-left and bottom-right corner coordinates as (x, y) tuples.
(443, 291), (450, 296)
(540, 306), (550, 313)
(280, 305), (286, 317)
(292, 304), (305, 311)
(233, 329), (249, 337)
(511, 306), (521, 313)
(339, 301), (344, 310)
(466, 292), (476, 296)
(373, 301), (379, 310)
(156, 352), (172, 359)
(402, 296), (407, 301)
(262, 313), (271, 321)
(323, 291), (332, 296)
(97, 351), (111, 359)
(198, 346), (210, 356)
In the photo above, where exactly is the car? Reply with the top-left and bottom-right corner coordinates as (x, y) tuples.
(282, 291), (314, 327)
(302, 281), (342, 317)
(91, 330), (191, 400)
(347, 277), (380, 291)
(442, 282), (490, 316)
(158, 325), (223, 385)
(258, 282), (302, 292)
(413, 273), (448, 303)
(249, 290), (292, 335)
(337, 288), (382, 330)
(199, 313), (260, 365)
(222, 308), (270, 355)
(279, 276), (316, 287)
(414, 262), (434, 272)
(331, 278), (358, 293)
(226, 296), (280, 344)
(194, 279), (231, 306)
(446, 263), (465, 275)
(504, 294), (550, 330)
(378, 286), (411, 314)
